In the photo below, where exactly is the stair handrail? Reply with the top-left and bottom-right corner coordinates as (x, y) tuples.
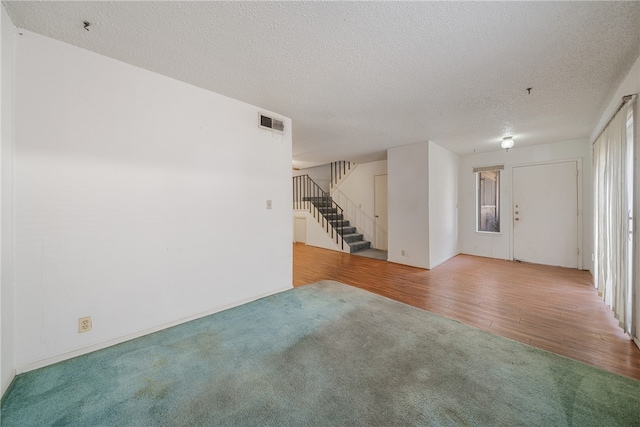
(293, 174), (346, 250)
(330, 161), (355, 190)
(331, 188), (378, 244)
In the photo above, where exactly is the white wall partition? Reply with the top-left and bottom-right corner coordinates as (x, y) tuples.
(1, 4), (16, 396)
(428, 142), (458, 269)
(388, 142), (430, 268)
(458, 139), (592, 269)
(292, 164), (331, 193)
(387, 142), (458, 269)
(12, 31), (292, 372)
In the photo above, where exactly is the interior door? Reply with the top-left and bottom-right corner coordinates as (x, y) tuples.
(513, 161), (579, 268)
(374, 174), (388, 250)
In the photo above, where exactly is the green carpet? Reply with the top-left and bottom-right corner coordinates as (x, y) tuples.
(2, 281), (640, 426)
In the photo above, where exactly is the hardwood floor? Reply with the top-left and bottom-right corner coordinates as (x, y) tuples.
(293, 243), (640, 380)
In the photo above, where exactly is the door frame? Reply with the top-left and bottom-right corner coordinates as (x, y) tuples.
(374, 174), (388, 251)
(510, 158), (583, 270)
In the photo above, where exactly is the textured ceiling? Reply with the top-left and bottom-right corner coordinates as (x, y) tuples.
(4, 1), (640, 168)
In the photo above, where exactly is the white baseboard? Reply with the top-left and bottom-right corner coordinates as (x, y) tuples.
(634, 336), (640, 351)
(428, 252), (460, 269)
(16, 285), (292, 375)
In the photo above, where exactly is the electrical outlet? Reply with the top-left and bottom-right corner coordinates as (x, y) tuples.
(401, 250), (409, 257)
(78, 316), (92, 333)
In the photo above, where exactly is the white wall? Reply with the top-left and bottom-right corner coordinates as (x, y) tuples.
(458, 139), (592, 268)
(591, 53), (640, 347)
(292, 163), (331, 193)
(1, 4), (16, 396)
(294, 209), (350, 253)
(428, 142), (458, 269)
(388, 142), (430, 268)
(12, 31), (292, 372)
(591, 55), (640, 142)
(332, 160), (387, 247)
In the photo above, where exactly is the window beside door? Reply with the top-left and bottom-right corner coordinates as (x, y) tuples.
(476, 169), (501, 233)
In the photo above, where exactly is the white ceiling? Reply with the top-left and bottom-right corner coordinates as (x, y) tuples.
(4, 1), (640, 168)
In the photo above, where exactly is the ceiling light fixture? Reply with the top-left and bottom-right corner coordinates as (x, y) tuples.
(501, 136), (514, 151)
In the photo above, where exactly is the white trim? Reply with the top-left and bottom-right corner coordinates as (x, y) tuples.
(475, 231), (502, 236)
(373, 173), (388, 251)
(472, 164), (504, 173)
(633, 96), (639, 345)
(16, 286), (292, 375)
(475, 169), (502, 234)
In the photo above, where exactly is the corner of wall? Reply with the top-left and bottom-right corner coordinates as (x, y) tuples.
(1, 368), (16, 398)
(427, 142), (459, 269)
(0, 1), (16, 399)
(387, 142), (430, 269)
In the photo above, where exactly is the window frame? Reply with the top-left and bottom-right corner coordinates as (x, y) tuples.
(474, 165), (503, 234)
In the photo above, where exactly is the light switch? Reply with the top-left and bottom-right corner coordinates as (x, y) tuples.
(267, 200), (272, 209)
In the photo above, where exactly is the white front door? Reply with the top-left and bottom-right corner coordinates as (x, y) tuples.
(374, 174), (388, 250)
(513, 161), (579, 268)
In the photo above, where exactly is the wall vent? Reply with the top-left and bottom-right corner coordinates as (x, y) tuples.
(259, 114), (285, 133)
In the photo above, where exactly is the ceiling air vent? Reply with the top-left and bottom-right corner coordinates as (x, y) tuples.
(259, 114), (285, 133)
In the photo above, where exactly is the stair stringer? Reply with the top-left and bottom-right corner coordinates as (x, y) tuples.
(304, 197), (371, 253)
(293, 207), (350, 254)
(331, 189), (375, 246)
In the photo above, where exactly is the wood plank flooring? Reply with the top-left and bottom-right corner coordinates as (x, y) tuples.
(293, 243), (640, 380)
